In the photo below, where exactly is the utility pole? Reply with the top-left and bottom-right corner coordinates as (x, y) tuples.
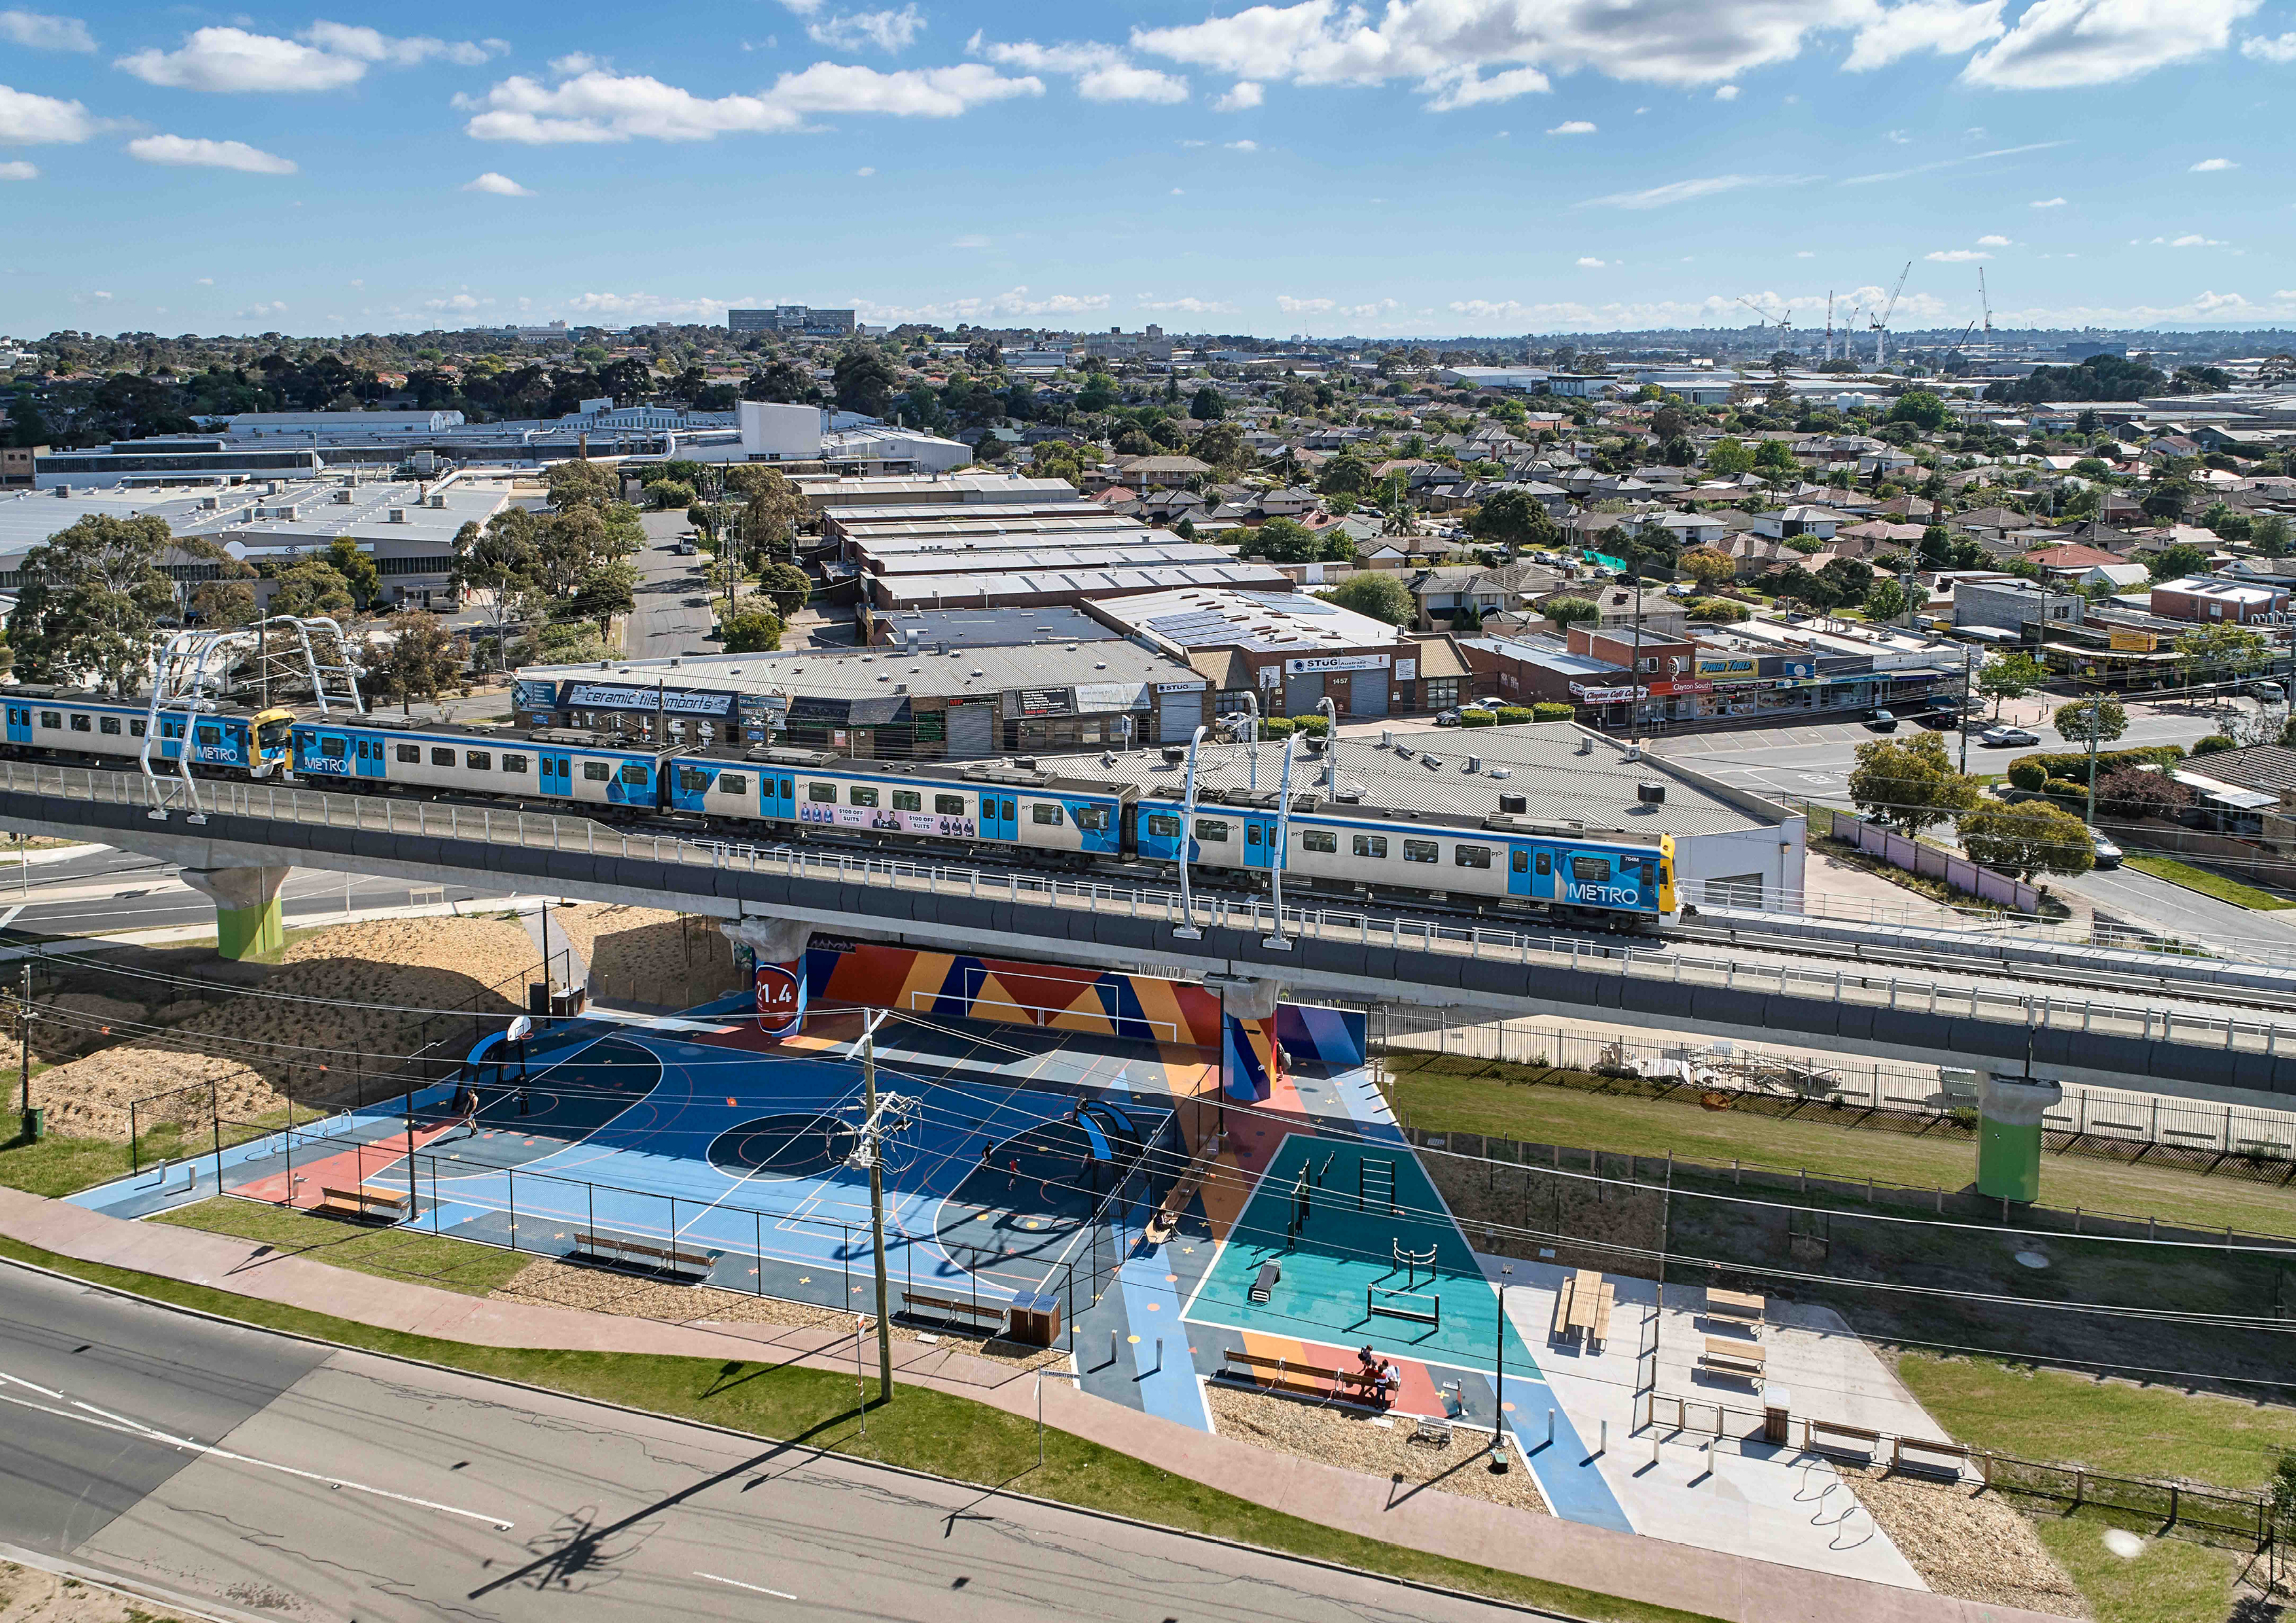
(18, 959), (30, 1126)
(1959, 645), (1975, 775)
(848, 1010), (903, 1403)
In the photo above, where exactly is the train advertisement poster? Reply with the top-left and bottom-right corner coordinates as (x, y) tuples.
(798, 802), (976, 838)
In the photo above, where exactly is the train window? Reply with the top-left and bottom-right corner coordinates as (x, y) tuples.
(1031, 804), (1064, 827)
(1074, 806), (1110, 832)
(195, 725), (221, 746)
(1193, 819), (1229, 842)
(1454, 845), (1492, 869)
(70, 714), (92, 733)
(584, 761), (611, 781)
(466, 751), (492, 771)
(935, 794), (965, 816)
(718, 774), (747, 796)
(130, 719), (146, 738)
(502, 755), (529, 774)
(619, 764), (649, 786)
(1639, 863), (1656, 885)
(808, 782), (836, 802)
(398, 744), (422, 764)
(999, 798), (1016, 819)
(319, 736), (348, 760)
(1146, 813), (1181, 838)
(850, 786), (880, 808)
(1352, 834), (1387, 859)
(892, 791), (921, 812)
(1511, 849), (1529, 874)
(432, 748), (456, 767)
(99, 717), (121, 736)
(1570, 855), (1613, 882)
(37, 712), (58, 729)
(677, 768), (711, 794)
(1300, 830), (1338, 853)
(1402, 840), (1439, 864)
(1245, 824), (1263, 847)
(1535, 851), (1552, 876)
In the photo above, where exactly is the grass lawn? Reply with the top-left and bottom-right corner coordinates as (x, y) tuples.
(0, 1108), (295, 1200)
(1386, 1056), (2296, 1239)
(1895, 1351), (2296, 1491)
(149, 1197), (528, 1297)
(2125, 855), (2296, 912)
(2023, 1502), (2252, 1623)
(0, 1232), (1719, 1623)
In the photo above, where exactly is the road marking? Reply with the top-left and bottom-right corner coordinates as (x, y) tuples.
(694, 1571), (797, 1600)
(0, 1374), (515, 1531)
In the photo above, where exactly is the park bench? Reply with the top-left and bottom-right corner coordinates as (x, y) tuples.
(1219, 1347), (1376, 1405)
(1805, 1419), (1880, 1467)
(315, 1185), (408, 1223)
(1587, 1283), (1615, 1347)
(1704, 1288), (1766, 1327)
(569, 1230), (713, 1281)
(897, 1291), (1008, 1332)
(1698, 1336), (1767, 1382)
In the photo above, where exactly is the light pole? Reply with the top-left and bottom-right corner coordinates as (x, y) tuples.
(1174, 724), (1210, 940)
(1958, 645), (1975, 775)
(1264, 729), (1298, 951)
(1235, 690), (1261, 793)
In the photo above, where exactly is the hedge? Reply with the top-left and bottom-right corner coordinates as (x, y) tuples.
(1492, 706), (1536, 725)
(1459, 709), (1498, 727)
(2005, 744), (2182, 792)
(1531, 702), (1576, 722)
(2041, 777), (2089, 800)
(1259, 716), (1296, 737)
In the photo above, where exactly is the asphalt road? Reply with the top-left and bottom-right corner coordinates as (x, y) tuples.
(0, 1263), (1531, 1623)
(625, 511), (719, 662)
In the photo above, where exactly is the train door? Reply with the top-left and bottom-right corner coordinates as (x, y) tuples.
(982, 794), (1018, 841)
(1511, 844), (1554, 901)
(537, 750), (572, 798)
(1242, 813), (1279, 870)
(762, 772), (795, 821)
(354, 737), (387, 780)
(4, 705), (29, 746)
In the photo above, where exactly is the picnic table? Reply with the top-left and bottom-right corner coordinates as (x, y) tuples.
(1550, 1268), (1616, 1347)
(1706, 1288), (1766, 1326)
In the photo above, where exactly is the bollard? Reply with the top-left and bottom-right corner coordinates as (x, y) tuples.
(1110, 1328), (1119, 1368)
(1651, 1434), (1662, 1469)
(1546, 1408), (1555, 1447)
(1155, 1336), (1164, 1371)
(1599, 1419), (1608, 1455)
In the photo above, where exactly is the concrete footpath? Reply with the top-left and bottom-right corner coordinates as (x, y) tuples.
(0, 1186), (2077, 1623)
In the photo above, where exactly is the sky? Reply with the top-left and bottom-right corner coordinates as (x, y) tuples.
(2, 0), (2292, 341)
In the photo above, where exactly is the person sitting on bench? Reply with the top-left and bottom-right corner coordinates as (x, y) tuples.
(1372, 1358), (1402, 1409)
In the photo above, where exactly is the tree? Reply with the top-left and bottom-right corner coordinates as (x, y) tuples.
(325, 537), (380, 612)
(376, 610), (462, 715)
(756, 562), (810, 618)
(1976, 652), (2046, 716)
(2094, 766), (2193, 822)
(2145, 543), (2211, 582)
(726, 465), (804, 562)
(1679, 547), (1737, 592)
(1705, 437), (1755, 476)
(1239, 516), (1322, 563)
(832, 344), (898, 418)
(1076, 373), (1117, 415)
(574, 559), (638, 637)
(1189, 385), (1225, 421)
(2052, 696), (2128, 746)
(1319, 450), (1374, 499)
(545, 458), (613, 514)
(452, 512), (542, 662)
(175, 535), (258, 628)
(1545, 595), (1599, 630)
(1958, 801), (2096, 880)
(1862, 577), (1910, 621)
(1753, 439), (1797, 476)
(2176, 623), (2270, 689)
(6, 513), (178, 695)
(1191, 420), (1245, 473)
(1846, 732), (1979, 834)
(1885, 390), (1950, 431)
(1464, 488), (1558, 562)
(646, 478), (697, 511)
(1319, 571), (1413, 626)
(2253, 514), (2291, 558)
(720, 604), (783, 653)
(269, 558), (353, 620)
(1817, 556), (1873, 604)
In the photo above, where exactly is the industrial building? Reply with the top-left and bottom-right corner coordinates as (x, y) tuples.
(727, 306), (857, 337)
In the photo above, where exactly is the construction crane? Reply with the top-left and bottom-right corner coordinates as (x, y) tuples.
(1823, 291), (1835, 363)
(1870, 260), (1911, 368)
(1977, 266), (1994, 356)
(1737, 296), (1792, 338)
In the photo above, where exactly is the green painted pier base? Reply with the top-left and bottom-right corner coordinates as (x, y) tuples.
(1975, 1075), (2062, 1204)
(180, 865), (290, 962)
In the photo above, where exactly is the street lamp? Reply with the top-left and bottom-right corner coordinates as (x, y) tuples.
(1174, 724), (1210, 940)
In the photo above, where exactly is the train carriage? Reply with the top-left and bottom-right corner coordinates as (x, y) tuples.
(291, 719), (672, 808)
(1, 687), (293, 775)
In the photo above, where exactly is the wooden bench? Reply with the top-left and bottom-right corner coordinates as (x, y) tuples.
(1805, 1419), (1880, 1466)
(1220, 1347), (1377, 1405)
(1588, 1283), (1615, 1347)
(1698, 1336), (1767, 1382)
(897, 1291), (1008, 1332)
(1705, 1288), (1766, 1326)
(315, 1184), (408, 1222)
(1550, 1275), (1577, 1339)
(569, 1230), (713, 1281)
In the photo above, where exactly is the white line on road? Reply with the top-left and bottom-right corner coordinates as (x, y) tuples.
(0, 1374), (516, 1531)
(694, 1571), (797, 1600)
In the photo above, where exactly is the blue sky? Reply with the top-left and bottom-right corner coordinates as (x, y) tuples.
(3, 0), (2291, 339)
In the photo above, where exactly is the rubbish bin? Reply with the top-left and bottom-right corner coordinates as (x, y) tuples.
(24, 1106), (43, 1140)
(1763, 1386), (1791, 1446)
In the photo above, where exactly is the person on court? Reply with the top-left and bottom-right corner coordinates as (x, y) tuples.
(446, 1079), (481, 1140)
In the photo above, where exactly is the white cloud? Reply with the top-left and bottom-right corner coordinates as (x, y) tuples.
(2153, 233), (2225, 246)
(1576, 256), (1607, 267)
(1170, 185), (1183, 193)
(1839, 137), (2065, 185)
(1547, 119), (1597, 134)
(1713, 82), (1740, 98)
(1581, 173), (1814, 208)
(1212, 79), (1261, 109)
(1424, 64), (1550, 108)
(0, 10), (94, 51)
(2242, 31), (2296, 59)
(1137, 294), (1240, 313)
(1963, 0), (2259, 88)
(1130, 0), (1872, 99)
(1977, 232), (2011, 244)
(800, 5), (925, 52)
(0, 81), (94, 143)
(1845, 0), (2003, 69)
(977, 39), (1189, 101)
(1796, 249), (1814, 256)
(1926, 248), (1990, 260)
(126, 134), (296, 173)
(851, 287), (1111, 323)
(1226, 137), (1257, 149)
(195, 276), (213, 285)
(463, 170), (533, 195)
(855, 164), (874, 174)
(1277, 294), (1335, 313)
(0, 158), (35, 179)
(2030, 194), (2066, 205)
(2190, 156), (2237, 170)
(427, 292), (486, 312)
(465, 62), (1041, 141)
(118, 23), (505, 93)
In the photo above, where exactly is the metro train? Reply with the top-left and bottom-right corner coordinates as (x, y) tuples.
(0, 686), (1676, 928)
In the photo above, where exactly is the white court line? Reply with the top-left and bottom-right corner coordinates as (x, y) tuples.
(0, 1376), (514, 1531)
(694, 1571), (797, 1600)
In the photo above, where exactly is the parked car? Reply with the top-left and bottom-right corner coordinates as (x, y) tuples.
(2249, 681), (2286, 704)
(2089, 827), (2124, 869)
(670, 539), (697, 556)
(1866, 709), (1898, 732)
(1980, 725), (2040, 747)
(1665, 582), (1695, 599)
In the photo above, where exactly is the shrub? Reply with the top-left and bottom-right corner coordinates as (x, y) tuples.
(2040, 776), (2087, 800)
(1492, 705), (1536, 725)
(2007, 760), (2049, 792)
(1531, 702), (1576, 722)
(1688, 597), (1751, 622)
(1294, 713), (1331, 737)
(2007, 745), (2182, 793)
(1259, 715), (1296, 737)
(2095, 766), (2194, 822)
(1459, 709), (1497, 727)
(2191, 734), (2234, 755)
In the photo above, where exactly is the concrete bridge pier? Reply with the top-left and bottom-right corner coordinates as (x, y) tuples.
(1975, 1074), (2062, 1204)
(179, 864), (291, 963)
(722, 916), (815, 1034)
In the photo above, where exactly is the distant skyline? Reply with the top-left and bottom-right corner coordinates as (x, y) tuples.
(3, 0), (2292, 340)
